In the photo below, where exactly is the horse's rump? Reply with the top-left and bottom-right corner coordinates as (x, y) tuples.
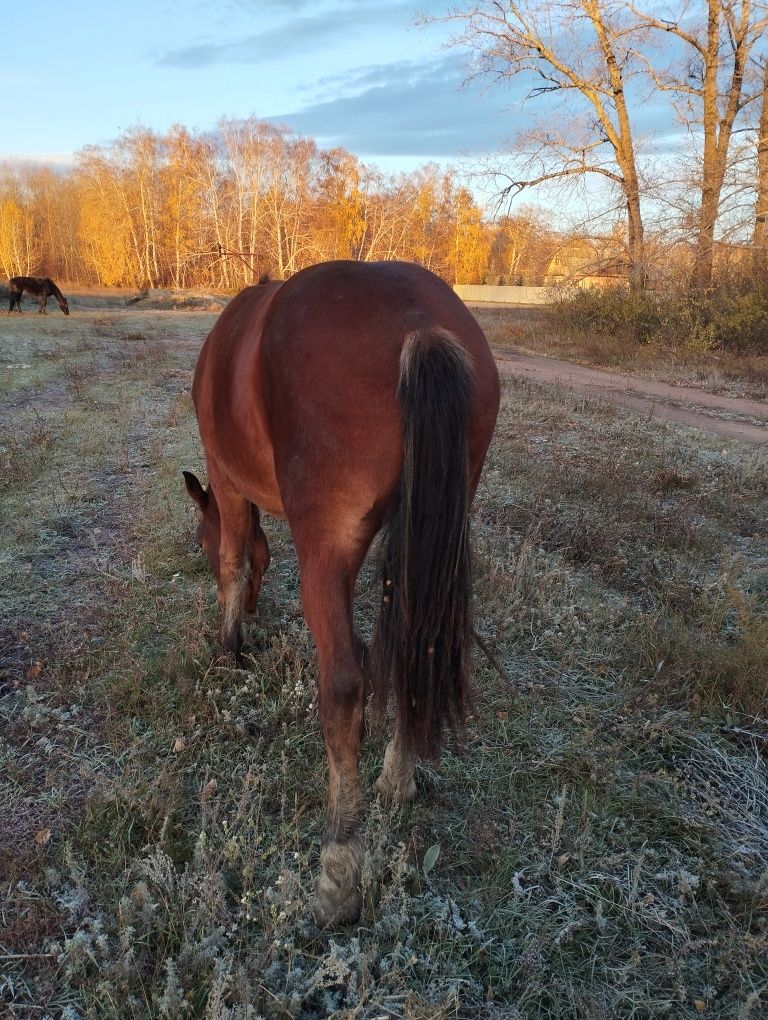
(259, 261), (494, 500)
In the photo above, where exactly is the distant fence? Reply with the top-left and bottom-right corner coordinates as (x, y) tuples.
(453, 284), (556, 305)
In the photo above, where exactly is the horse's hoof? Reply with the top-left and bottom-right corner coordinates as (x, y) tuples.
(375, 741), (417, 802)
(375, 771), (417, 803)
(219, 623), (244, 661)
(218, 643), (245, 665)
(313, 884), (361, 927)
(314, 842), (361, 926)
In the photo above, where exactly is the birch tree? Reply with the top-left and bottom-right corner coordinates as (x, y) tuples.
(0, 197), (38, 277)
(315, 149), (368, 260)
(162, 126), (213, 289)
(77, 149), (136, 286)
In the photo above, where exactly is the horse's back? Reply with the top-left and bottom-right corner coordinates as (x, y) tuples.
(260, 261), (498, 524)
(10, 276), (44, 290)
(263, 260), (492, 374)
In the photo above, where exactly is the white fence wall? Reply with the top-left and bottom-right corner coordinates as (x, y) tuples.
(453, 284), (555, 305)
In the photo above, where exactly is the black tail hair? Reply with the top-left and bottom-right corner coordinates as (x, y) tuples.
(372, 328), (474, 760)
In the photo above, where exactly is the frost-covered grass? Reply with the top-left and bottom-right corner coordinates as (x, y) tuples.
(1, 311), (767, 1018)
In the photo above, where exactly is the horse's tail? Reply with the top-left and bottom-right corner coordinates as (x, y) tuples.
(372, 328), (474, 760)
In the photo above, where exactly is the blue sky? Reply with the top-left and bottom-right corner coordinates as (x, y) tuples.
(5, 0), (517, 175)
(6, 0), (707, 229)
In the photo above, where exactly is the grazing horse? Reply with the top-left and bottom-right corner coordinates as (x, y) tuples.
(8, 276), (69, 315)
(184, 260), (500, 925)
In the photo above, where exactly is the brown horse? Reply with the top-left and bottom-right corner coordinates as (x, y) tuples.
(184, 259), (500, 925)
(8, 276), (69, 315)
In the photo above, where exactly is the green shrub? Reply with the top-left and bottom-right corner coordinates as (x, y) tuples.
(706, 289), (768, 352)
(549, 287), (662, 343)
(549, 286), (768, 353)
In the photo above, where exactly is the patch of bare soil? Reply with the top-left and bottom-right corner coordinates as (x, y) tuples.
(494, 349), (768, 445)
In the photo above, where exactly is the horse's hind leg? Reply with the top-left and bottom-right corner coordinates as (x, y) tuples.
(296, 539), (368, 925)
(373, 581), (416, 802)
(376, 724), (417, 803)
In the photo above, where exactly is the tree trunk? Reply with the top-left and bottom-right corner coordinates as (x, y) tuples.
(626, 192), (646, 290)
(690, 0), (749, 290)
(584, 1), (646, 288)
(753, 61), (768, 282)
(692, 179), (723, 291)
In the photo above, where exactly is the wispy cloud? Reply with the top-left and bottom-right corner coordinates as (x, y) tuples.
(0, 153), (76, 167)
(268, 51), (679, 162)
(156, 1), (417, 68)
(270, 55), (517, 157)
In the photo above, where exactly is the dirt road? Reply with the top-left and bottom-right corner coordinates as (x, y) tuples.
(494, 349), (768, 446)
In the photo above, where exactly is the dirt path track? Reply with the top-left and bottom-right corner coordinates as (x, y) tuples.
(494, 350), (768, 446)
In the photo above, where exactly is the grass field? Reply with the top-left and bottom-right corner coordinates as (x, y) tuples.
(1, 303), (767, 1018)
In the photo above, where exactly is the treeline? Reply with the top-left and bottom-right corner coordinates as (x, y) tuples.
(4, 115), (764, 296)
(0, 120), (559, 291)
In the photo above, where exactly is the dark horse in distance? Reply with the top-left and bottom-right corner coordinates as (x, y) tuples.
(9, 276), (69, 315)
(184, 260), (500, 924)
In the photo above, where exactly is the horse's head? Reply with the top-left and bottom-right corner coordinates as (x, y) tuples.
(60, 297), (70, 315)
(183, 471), (269, 614)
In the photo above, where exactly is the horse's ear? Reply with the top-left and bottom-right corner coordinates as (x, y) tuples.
(183, 470), (208, 510)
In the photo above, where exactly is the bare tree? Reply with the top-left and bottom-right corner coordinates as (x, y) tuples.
(488, 207), (557, 284)
(631, 0), (768, 289)
(431, 1), (649, 288)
